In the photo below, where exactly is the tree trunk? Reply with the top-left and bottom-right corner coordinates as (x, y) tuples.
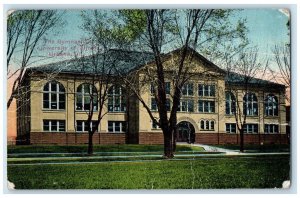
(87, 132), (94, 155)
(163, 132), (174, 158)
(239, 129), (244, 152)
(7, 94), (14, 109)
(172, 128), (177, 152)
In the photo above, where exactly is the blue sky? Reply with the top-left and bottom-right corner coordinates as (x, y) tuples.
(11, 9), (290, 69)
(241, 9), (289, 51)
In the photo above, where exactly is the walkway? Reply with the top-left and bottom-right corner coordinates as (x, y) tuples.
(7, 143), (290, 167)
(177, 142), (240, 154)
(177, 143), (290, 155)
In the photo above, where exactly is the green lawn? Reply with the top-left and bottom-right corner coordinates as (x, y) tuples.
(8, 155), (290, 189)
(8, 144), (204, 154)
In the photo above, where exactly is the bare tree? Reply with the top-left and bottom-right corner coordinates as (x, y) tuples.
(224, 47), (268, 152)
(268, 45), (290, 103)
(73, 43), (112, 155)
(112, 9), (248, 158)
(76, 10), (130, 155)
(7, 10), (64, 109)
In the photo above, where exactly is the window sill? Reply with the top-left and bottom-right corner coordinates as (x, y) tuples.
(264, 133), (280, 134)
(43, 131), (65, 132)
(225, 114), (235, 116)
(264, 116), (279, 118)
(198, 96), (216, 98)
(244, 133), (259, 134)
(107, 132), (126, 133)
(75, 110), (99, 112)
(181, 95), (195, 98)
(42, 109), (66, 112)
(197, 112), (217, 114)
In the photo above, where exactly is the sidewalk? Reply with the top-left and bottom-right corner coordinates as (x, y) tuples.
(177, 142), (239, 154)
(177, 142), (290, 156)
(7, 143), (289, 166)
(193, 143), (240, 154)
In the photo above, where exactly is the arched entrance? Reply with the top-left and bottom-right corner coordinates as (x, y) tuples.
(176, 121), (195, 144)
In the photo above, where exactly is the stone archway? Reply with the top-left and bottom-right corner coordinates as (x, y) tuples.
(176, 121), (195, 144)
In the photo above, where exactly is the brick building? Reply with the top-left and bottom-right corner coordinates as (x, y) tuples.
(16, 48), (288, 145)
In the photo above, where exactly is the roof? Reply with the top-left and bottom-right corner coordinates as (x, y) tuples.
(225, 71), (285, 88)
(28, 49), (155, 75)
(26, 47), (285, 89)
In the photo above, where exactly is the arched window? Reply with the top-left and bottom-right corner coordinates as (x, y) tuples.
(265, 94), (278, 116)
(43, 81), (65, 110)
(200, 120), (215, 130)
(243, 92), (258, 116)
(76, 83), (98, 111)
(200, 120), (205, 130)
(210, 120), (215, 130)
(225, 91), (236, 115)
(108, 85), (126, 112)
(206, 120), (210, 130)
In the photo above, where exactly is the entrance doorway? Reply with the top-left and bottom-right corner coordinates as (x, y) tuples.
(176, 121), (195, 143)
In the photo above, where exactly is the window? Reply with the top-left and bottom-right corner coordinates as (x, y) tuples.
(108, 86), (126, 112)
(43, 81), (65, 110)
(265, 94), (278, 116)
(226, 123), (236, 133)
(225, 91), (236, 115)
(76, 84), (98, 111)
(243, 93), (258, 116)
(152, 121), (160, 129)
(198, 84), (215, 97)
(165, 99), (171, 111)
(76, 120), (98, 132)
(264, 124), (279, 134)
(182, 83), (194, 96)
(178, 99), (194, 112)
(165, 82), (171, 95)
(151, 98), (158, 111)
(108, 121), (126, 132)
(150, 82), (171, 95)
(198, 100), (215, 113)
(43, 120), (65, 132)
(151, 98), (171, 111)
(200, 120), (215, 130)
(243, 124), (258, 133)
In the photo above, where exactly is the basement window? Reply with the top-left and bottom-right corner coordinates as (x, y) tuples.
(43, 120), (65, 132)
(108, 121), (126, 133)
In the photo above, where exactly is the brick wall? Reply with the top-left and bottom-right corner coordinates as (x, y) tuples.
(138, 132), (288, 145)
(139, 132), (164, 144)
(29, 132), (288, 145)
(30, 132), (125, 145)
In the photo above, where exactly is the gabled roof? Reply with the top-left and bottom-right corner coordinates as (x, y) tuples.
(225, 71), (285, 88)
(26, 46), (285, 89)
(134, 46), (226, 75)
(28, 49), (155, 75)
(28, 46), (227, 76)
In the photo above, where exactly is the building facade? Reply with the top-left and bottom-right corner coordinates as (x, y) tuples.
(16, 48), (288, 145)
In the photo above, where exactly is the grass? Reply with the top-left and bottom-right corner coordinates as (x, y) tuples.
(8, 155), (290, 189)
(214, 144), (290, 152)
(8, 144), (204, 154)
